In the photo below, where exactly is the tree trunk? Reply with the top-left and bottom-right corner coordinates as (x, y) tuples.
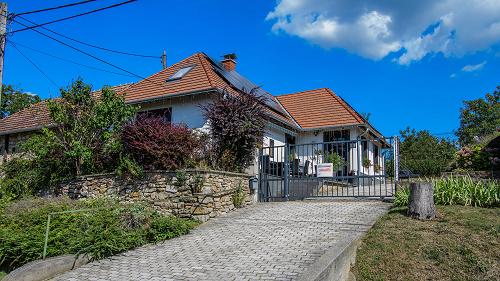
(408, 182), (436, 220)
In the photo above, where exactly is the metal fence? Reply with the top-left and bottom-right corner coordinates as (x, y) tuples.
(258, 137), (399, 201)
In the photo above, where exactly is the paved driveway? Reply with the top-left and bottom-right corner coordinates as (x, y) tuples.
(52, 200), (390, 281)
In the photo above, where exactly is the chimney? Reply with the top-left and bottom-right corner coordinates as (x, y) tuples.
(221, 53), (237, 71)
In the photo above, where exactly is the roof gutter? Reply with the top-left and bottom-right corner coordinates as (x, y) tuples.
(0, 124), (56, 136)
(126, 88), (220, 105)
(298, 123), (362, 132)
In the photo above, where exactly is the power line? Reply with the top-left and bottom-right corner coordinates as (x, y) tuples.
(11, 18), (169, 90)
(7, 39), (135, 78)
(16, 15), (159, 59)
(14, 0), (98, 16)
(9, 41), (59, 88)
(11, 0), (137, 34)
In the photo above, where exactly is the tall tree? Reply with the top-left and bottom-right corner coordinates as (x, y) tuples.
(1, 84), (41, 118)
(457, 86), (500, 146)
(399, 127), (456, 176)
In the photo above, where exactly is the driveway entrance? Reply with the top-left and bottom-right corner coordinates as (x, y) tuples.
(259, 137), (399, 201)
(51, 200), (389, 281)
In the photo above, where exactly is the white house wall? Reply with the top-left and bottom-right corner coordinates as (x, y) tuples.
(262, 126), (287, 162)
(140, 94), (212, 129)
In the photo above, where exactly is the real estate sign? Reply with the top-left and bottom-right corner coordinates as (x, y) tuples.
(317, 163), (333, 177)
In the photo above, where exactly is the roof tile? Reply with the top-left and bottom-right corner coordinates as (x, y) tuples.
(276, 88), (365, 129)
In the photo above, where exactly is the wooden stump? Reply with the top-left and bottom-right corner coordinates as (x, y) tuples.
(408, 182), (436, 220)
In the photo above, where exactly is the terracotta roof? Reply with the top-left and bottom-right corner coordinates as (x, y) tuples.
(0, 53), (296, 135)
(119, 53), (227, 103)
(0, 84), (132, 135)
(276, 88), (365, 129)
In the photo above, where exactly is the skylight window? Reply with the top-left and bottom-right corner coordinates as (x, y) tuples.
(166, 65), (194, 82)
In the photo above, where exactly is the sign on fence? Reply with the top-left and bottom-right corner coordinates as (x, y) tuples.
(317, 163), (333, 177)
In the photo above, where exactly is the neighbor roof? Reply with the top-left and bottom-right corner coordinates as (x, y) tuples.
(276, 88), (365, 129)
(0, 83), (132, 135)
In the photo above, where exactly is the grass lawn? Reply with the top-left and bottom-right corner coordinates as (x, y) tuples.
(0, 271), (6, 280)
(352, 205), (500, 281)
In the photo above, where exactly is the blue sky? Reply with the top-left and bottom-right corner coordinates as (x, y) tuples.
(4, 0), (500, 136)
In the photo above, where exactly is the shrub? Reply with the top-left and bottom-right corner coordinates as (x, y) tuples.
(455, 145), (493, 171)
(202, 88), (267, 172)
(232, 182), (245, 208)
(393, 176), (500, 208)
(394, 186), (410, 207)
(324, 152), (346, 170)
(0, 80), (137, 200)
(0, 198), (198, 272)
(122, 116), (200, 170)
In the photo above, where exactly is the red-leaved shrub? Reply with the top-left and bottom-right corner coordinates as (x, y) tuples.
(122, 116), (199, 170)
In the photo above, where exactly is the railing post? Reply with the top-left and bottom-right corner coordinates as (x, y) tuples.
(258, 147), (263, 202)
(284, 143), (290, 200)
(393, 136), (399, 191)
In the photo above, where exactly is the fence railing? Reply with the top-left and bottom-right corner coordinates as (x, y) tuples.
(258, 137), (398, 201)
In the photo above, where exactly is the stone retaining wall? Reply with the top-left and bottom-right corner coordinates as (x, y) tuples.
(59, 169), (253, 222)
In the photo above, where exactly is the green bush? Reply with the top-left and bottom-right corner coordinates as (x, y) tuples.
(232, 182), (245, 208)
(0, 198), (198, 272)
(455, 145), (492, 171)
(394, 176), (500, 208)
(393, 186), (410, 207)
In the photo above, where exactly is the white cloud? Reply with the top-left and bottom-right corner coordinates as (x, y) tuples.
(267, 0), (500, 64)
(461, 61), (487, 72)
(450, 73), (457, 78)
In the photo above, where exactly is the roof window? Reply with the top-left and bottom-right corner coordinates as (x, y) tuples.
(166, 65), (194, 82)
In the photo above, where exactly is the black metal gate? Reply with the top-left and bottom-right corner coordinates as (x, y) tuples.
(258, 137), (399, 201)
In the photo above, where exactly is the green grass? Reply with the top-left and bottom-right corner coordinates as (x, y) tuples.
(0, 198), (199, 274)
(352, 205), (500, 281)
(395, 176), (500, 208)
(0, 271), (6, 280)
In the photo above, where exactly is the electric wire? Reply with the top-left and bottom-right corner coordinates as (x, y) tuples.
(14, 0), (98, 16)
(11, 18), (169, 89)
(16, 15), (159, 58)
(8, 39), (135, 78)
(9, 41), (59, 88)
(11, 0), (137, 34)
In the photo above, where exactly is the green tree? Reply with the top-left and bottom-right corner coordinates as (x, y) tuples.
(456, 86), (500, 146)
(0, 79), (137, 198)
(1, 84), (41, 118)
(399, 127), (457, 176)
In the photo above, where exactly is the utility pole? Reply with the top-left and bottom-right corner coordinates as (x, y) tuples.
(0, 2), (7, 117)
(161, 49), (166, 69)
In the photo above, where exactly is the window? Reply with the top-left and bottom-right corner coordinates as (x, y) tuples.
(323, 130), (349, 142)
(4, 134), (9, 154)
(138, 107), (172, 123)
(166, 66), (194, 82)
(269, 139), (274, 158)
(323, 130), (349, 156)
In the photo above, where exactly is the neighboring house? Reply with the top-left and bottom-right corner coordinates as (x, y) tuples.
(0, 52), (387, 177)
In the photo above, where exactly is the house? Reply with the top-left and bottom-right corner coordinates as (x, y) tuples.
(0, 52), (391, 185)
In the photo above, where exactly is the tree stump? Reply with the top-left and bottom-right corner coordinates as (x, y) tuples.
(408, 182), (436, 220)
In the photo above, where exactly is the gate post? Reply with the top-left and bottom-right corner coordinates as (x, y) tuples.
(258, 147), (263, 202)
(283, 144), (290, 200)
(393, 136), (400, 191)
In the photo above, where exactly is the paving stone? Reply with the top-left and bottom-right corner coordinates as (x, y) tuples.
(50, 200), (389, 281)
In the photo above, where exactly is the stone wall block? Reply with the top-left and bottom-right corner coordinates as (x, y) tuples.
(59, 170), (253, 222)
